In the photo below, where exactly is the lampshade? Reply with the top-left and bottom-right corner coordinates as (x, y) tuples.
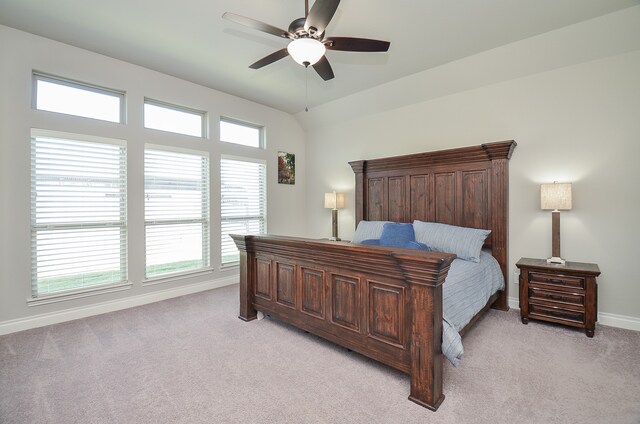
(540, 182), (572, 211)
(287, 38), (326, 66)
(324, 192), (345, 209)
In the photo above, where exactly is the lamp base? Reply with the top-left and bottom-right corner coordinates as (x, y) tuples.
(329, 236), (341, 241)
(547, 256), (566, 265)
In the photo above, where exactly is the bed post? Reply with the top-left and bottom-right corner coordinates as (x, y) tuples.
(483, 141), (516, 311)
(349, 160), (365, 227)
(396, 253), (452, 411)
(231, 235), (257, 321)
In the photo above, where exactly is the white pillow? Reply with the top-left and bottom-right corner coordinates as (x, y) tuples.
(351, 221), (391, 244)
(412, 220), (491, 263)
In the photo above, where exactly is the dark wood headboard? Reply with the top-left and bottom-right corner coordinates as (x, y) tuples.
(349, 140), (516, 310)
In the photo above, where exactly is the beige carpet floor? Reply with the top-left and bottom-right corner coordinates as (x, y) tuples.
(1, 284), (639, 424)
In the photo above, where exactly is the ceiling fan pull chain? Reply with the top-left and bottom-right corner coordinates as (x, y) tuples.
(305, 65), (309, 112)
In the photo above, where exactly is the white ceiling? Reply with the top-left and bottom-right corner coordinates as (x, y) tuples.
(0, 0), (638, 114)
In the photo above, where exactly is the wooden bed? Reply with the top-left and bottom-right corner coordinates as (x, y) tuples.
(232, 140), (516, 411)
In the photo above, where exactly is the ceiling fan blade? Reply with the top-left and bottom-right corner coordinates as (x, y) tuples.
(325, 37), (390, 52)
(223, 12), (292, 39)
(312, 55), (334, 81)
(249, 48), (290, 69)
(304, 0), (340, 36)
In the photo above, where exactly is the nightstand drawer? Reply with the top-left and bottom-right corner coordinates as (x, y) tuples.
(529, 272), (585, 289)
(528, 287), (584, 306)
(529, 303), (584, 324)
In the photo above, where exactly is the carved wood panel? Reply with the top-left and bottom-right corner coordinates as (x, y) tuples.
(368, 281), (405, 348)
(301, 267), (325, 319)
(461, 170), (488, 230)
(367, 178), (385, 221)
(388, 176), (406, 222)
(409, 175), (430, 222)
(330, 274), (360, 332)
(275, 262), (296, 309)
(255, 258), (272, 300)
(434, 172), (456, 225)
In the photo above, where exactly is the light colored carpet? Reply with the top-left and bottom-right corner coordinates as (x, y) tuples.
(1, 284), (639, 424)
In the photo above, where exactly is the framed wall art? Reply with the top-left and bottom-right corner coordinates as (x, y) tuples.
(278, 151), (295, 185)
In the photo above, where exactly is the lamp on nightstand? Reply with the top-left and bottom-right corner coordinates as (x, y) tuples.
(540, 182), (572, 264)
(324, 191), (345, 241)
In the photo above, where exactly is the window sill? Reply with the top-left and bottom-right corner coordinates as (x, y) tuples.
(142, 267), (214, 287)
(27, 281), (133, 307)
(220, 262), (239, 271)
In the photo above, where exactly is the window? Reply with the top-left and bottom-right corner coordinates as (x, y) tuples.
(33, 73), (124, 123)
(220, 117), (263, 148)
(145, 147), (210, 278)
(30, 130), (127, 297)
(144, 99), (206, 138)
(220, 158), (266, 265)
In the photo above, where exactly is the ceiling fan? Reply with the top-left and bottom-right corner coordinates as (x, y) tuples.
(222, 0), (390, 81)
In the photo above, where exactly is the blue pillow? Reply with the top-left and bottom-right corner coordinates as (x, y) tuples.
(360, 239), (380, 245)
(360, 238), (429, 250)
(379, 223), (415, 247)
(403, 240), (430, 250)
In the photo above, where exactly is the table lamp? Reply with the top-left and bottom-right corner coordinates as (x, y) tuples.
(540, 182), (572, 264)
(324, 191), (345, 241)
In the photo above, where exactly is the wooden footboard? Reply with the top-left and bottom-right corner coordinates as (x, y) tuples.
(232, 234), (456, 411)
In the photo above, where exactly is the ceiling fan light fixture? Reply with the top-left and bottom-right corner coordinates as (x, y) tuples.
(287, 38), (326, 66)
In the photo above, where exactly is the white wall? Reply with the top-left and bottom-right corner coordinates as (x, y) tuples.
(301, 7), (640, 324)
(0, 25), (307, 330)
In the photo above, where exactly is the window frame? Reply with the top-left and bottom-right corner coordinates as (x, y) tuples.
(143, 144), (212, 282)
(29, 128), (129, 302)
(219, 116), (264, 149)
(32, 72), (125, 123)
(144, 98), (207, 138)
(220, 155), (267, 267)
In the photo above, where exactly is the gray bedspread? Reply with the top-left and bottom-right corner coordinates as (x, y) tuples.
(441, 250), (504, 366)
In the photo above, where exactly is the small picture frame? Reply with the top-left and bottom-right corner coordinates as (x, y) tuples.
(278, 151), (295, 185)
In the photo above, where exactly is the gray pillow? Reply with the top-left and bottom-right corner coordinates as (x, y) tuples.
(412, 220), (490, 263)
(351, 220), (391, 244)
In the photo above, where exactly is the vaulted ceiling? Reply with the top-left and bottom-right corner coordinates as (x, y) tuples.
(0, 0), (637, 114)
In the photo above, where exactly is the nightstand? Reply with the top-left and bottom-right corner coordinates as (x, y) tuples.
(516, 258), (601, 337)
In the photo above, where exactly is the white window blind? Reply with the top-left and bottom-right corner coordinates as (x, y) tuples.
(30, 131), (127, 297)
(220, 158), (266, 265)
(145, 147), (210, 278)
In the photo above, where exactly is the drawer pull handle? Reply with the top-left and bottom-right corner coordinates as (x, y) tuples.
(549, 279), (564, 284)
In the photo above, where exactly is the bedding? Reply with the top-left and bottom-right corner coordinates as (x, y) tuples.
(413, 220), (491, 263)
(441, 250), (504, 366)
(351, 220), (390, 243)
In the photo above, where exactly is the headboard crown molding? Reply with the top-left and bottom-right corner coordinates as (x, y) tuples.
(349, 140), (516, 173)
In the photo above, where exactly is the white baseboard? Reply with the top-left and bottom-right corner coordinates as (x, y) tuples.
(0, 275), (239, 336)
(598, 312), (640, 331)
(507, 296), (640, 332)
(508, 296), (519, 311)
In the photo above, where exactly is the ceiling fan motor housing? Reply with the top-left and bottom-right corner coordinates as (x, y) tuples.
(289, 17), (318, 38)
